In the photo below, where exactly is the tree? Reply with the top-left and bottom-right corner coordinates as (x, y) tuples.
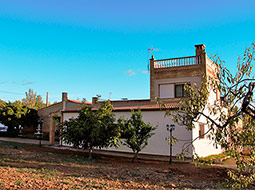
(0, 101), (38, 136)
(171, 43), (255, 188)
(22, 89), (46, 110)
(0, 99), (6, 110)
(0, 99), (5, 106)
(118, 109), (157, 162)
(0, 101), (26, 136)
(62, 100), (120, 159)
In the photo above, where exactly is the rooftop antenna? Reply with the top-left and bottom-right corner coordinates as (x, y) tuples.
(109, 92), (112, 99)
(148, 47), (160, 71)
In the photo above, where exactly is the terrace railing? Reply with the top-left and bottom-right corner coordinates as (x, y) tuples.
(154, 56), (201, 68)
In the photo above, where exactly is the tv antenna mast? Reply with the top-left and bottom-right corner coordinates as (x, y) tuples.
(109, 92), (112, 99)
(147, 47), (160, 72)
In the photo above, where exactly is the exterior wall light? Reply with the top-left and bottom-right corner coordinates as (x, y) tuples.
(166, 124), (175, 164)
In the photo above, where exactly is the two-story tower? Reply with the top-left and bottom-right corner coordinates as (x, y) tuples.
(150, 44), (218, 101)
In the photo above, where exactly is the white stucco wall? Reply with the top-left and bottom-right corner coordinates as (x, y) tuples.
(63, 112), (79, 122)
(62, 88), (223, 158)
(192, 88), (223, 157)
(106, 111), (193, 157)
(192, 122), (222, 157)
(63, 110), (193, 157)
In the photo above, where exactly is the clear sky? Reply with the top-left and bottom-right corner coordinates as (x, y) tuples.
(0, 0), (254, 103)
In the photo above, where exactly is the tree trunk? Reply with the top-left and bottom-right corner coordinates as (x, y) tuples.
(132, 151), (139, 163)
(7, 127), (18, 137)
(88, 147), (93, 160)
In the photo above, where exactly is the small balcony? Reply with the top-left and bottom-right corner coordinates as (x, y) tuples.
(153, 56), (201, 68)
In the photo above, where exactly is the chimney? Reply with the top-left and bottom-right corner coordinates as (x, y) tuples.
(62, 92), (68, 111)
(62, 92), (68, 102)
(92, 97), (98, 105)
(46, 92), (49, 106)
(150, 55), (156, 100)
(195, 44), (206, 56)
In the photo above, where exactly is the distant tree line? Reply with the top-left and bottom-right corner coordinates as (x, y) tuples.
(0, 89), (46, 136)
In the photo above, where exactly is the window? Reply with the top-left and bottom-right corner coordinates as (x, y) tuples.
(159, 84), (174, 98)
(199, 123), (205, 139)
(175, 84), (189, 98)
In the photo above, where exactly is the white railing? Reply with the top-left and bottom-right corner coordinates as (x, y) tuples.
(154, 56), (201, 68)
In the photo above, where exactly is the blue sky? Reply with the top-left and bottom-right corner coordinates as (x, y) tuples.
(0, 0), (254, 103)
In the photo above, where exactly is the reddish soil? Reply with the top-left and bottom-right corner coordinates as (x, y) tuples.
(24, 145), (229, 187)
(0, 142), (235, 189)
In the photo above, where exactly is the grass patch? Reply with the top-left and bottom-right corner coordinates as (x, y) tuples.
(197, 153), (230, 165)
(0, 140), (92, 165)
(204, 153), (228, 160)
(0, 140), (31, 149)
(34, 151), (91, 165)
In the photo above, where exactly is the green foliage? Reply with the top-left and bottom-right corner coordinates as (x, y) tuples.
(0, 101), (38, 136)
(225, 116), (255, 188)
(172, 43), (255, 188)
(176, 151), (190, 161)
(0, 101), (27, 136)
(62, 100), (120, 158)
(0, 99), (5, 109)
(192, 153), (229, 168)
(22, 89), (46, 110)
(173, 79), (210, 130)
(23, 108), (39, 127)
(118, 109), (157, 162)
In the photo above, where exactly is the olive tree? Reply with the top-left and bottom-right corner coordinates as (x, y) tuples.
(118, 109), (157, 162)
(62, 100), (120, 159)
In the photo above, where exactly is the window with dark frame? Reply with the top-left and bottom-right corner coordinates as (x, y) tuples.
(199, 123), (205, 139)
(175, 84), (190, 98)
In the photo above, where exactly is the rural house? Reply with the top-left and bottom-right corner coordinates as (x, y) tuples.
(60, 44), (223, 158)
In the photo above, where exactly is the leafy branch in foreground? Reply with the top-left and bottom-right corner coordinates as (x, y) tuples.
(170, 43), (255, 188)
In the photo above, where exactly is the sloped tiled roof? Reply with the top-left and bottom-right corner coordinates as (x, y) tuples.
(38, 99), (91, 112)
(63, 99), (179, 113)
(67, 99), (92, 105)
(64, 105), (82, 112)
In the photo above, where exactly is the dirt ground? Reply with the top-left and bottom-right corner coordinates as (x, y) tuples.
(28, 145), (229, 181)
(0, 141), (233, 189)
